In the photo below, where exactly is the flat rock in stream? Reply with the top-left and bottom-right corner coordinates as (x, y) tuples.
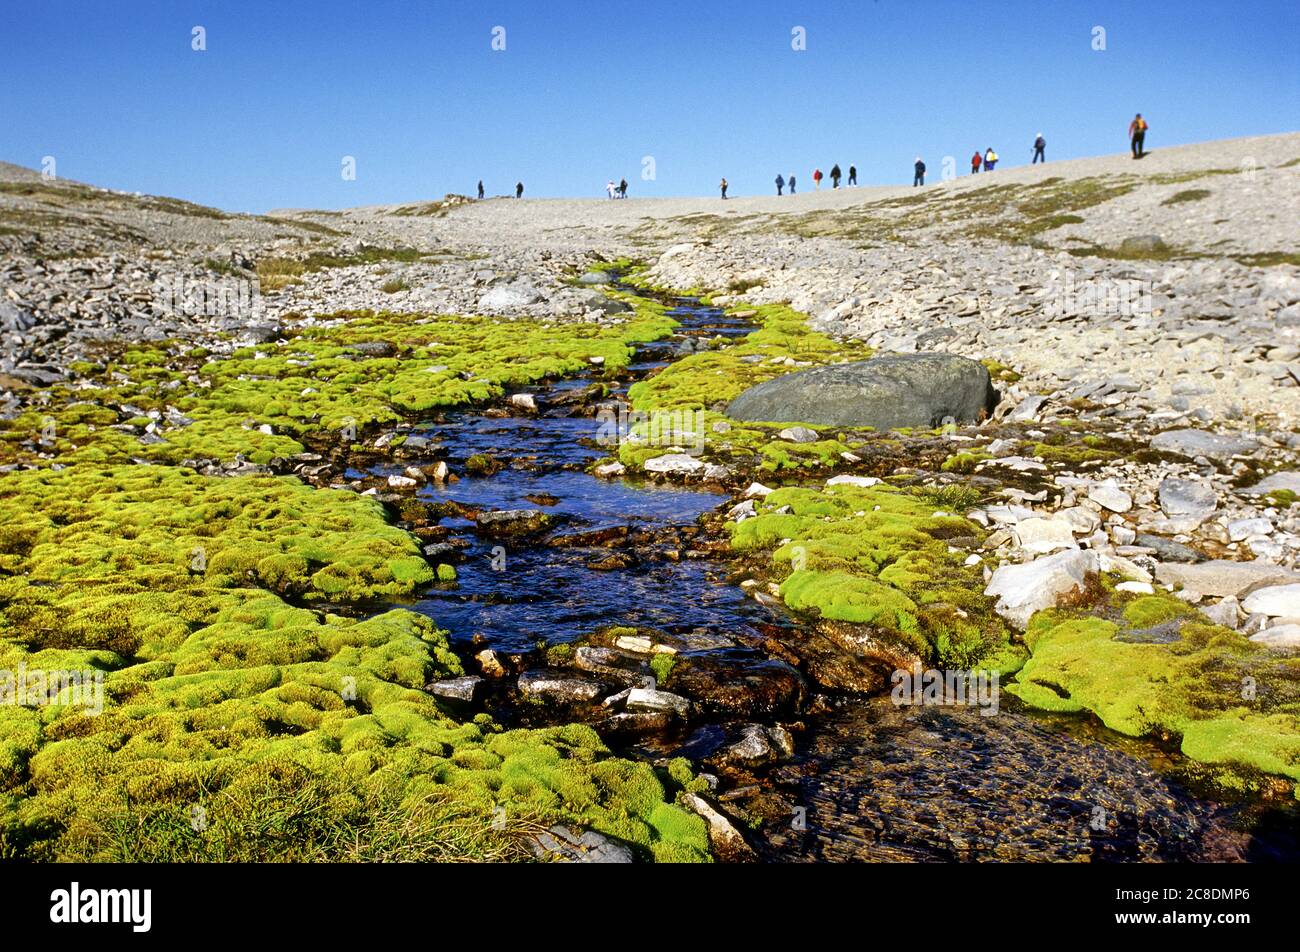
(725, 353), (997, 429)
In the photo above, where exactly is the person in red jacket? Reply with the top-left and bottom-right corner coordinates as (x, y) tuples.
(970, 151), (982, 174)
(812, 168), (823, 190)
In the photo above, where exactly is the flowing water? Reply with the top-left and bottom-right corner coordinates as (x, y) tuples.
(372, 288), (1295, 862)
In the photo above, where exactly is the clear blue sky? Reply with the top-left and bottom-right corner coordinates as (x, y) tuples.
(2, 0), (1296, 212)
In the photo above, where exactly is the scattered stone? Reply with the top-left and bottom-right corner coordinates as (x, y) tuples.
(1150, 428), (1258, 461)
(777, 426), (819, 443)
(517, 670), (608, 704)
(985, 549), (1099, 628)
(530, 825), (635, 863)
(427, 676), (482, 704)
(1241, 583), (1300, 618)
(1153, 560), (1300, 598)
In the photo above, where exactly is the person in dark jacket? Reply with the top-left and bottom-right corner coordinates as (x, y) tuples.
(775, 174), (785, 196)
(619, 177), (628, 198)
(830, 164), (842, 188)
(848, 165), (857, 186)
(788, 173), (796, 194)
(515, 182), (524, 198)
(913, 157), (926, 187)
(477, 180), (485, 199)
(1129, 114), (1148, 158)
(1032, 134), (1046, 164)
(720, 177), (728, 199)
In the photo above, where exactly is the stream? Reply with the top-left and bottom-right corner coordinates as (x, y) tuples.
(369, 287), (1295, 862)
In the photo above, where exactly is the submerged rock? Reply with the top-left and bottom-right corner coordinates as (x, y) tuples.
(725, 353), (997, 429)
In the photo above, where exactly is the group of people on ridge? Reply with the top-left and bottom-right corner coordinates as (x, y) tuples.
(773, 164), (858, 195)
(605, 178), (629, 199)
(476, 180), (525, 199)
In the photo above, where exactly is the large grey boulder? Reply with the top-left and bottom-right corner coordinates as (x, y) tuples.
(726, 353), (997, 428)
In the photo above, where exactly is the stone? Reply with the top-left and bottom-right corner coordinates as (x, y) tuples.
(1241, 471), (1300, 495)
(475, 649), (507, 678)
(593, 461), (625, 478)
(427, 676), (482, 704)
(479, 282), (543, 310)
(1116, 581), (1155, 595)
(517, 670), (608, 703)
(715, 724), (795, 768)
(984, 549), (1099, 628)
(643, 453), (704, 475)
(1134, 533), (1203, 562)
(1228, 517), (1273, 541)
(1153, 560), (1300, 598)
(1088, 480), (1132, 513)
(508, 392), (538, 411)
(825, 474), (881, 488)
(777, 426), (819, 443)
(1008, 395), (1048, 421)
(1157, 477), (1218, 517)
(725, 353), (996, 429)
(475, 508), (550, 536)
(1013, 517), (1078, 553)
(1248, 624), (1300, 649)
(745, 481), (775, 496)
(1150, 428), (1258, 461)
(1199, 596), (1240, 629)
(1241, 583), (1300, 618)
(577, 270), (612, 285)
(530, 825), (635, 863)
(625, 687), (691, 718)
(1120, 234), (1167, 254)
(682, 793), (755, 861)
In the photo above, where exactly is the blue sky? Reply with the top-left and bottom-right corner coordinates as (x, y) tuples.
(2, 0), (1296, 212)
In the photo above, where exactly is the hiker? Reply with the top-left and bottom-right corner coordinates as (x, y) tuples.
(1032, 133), (1046, 164)
(983, 147), (998, 171)
(516, 182), (524, 198)
(775, 173), (785, 196)
(720, 177), (728, 199)
(830, 164), (841, 188)
(813, 168), (823, 189)
(848, 165), (857, 186)
(619, 178), (628, 198)
(788, 173), (796, 194)
(1129, 113), (1148, 158)
(606, 180), (616, 199)
(477, 180), (485, 199)
(913, 157), (926, 186)
(970, 150), (982, 174)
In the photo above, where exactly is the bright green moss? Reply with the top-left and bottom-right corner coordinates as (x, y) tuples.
(730, 483), (1011, 665)
(1122, 594), (1194, 629)
(1009, 611), (1300, 793)
(436, 563), (458, 583)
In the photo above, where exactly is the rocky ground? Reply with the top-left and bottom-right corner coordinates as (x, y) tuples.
(2, 131), (1300, 859)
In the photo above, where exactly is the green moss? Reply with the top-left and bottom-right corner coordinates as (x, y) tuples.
(1161, 188), (1212, 206)
(730, 483), (1010, 664)
(941, 451), (991, 473)
(1009, 611), (1300, 794)
(435, 564), (458, 583)
(649, 652), (676, 685)
(1122, 594), (1193, 629)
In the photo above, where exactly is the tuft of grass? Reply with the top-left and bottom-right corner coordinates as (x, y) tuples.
(380, 278), (410, 294)
(1161, 188), (1212, 206)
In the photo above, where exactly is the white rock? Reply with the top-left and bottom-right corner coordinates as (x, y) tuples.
(985, 549), (1099, 628)
(1248, 624), (1300, 648)
(626, 687), (690, 717)
(1111, 525), (1137, 545)
(1013, 517), (1078, 554)
(964, 553), (982, 566)
(778, 426), (819, 444)
(728, 499), (757, 522)
(1058, 506), (1101, 534)
(1241, 583), (1300, 618)
(594, 461), (626, 478)
(1153, 560), (1300, 597)
(1088, 480), (1133, 513)
(387, 474), (418, 488)
(1199, 596), (1240, 629)
(643, 453), (704, 475)
(508, 392), (538, 411)
(1116, 581), (1155, 595)
(1228, 517), (1273, 541)
(745, 481), (775, 497)
(825, 474), (881, 488)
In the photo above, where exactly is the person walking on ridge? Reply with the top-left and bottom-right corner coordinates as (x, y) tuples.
(970, 150), (982, 174)
(477, 180), (485, 199)
(812, 168), (823, 189)
(788, 173), (796, 194)
(983, 147), (998, 171)
(1032, 133), (1046, 164)
(606, 180), (616, 199)
(1129, 113), (1148, 158)
(913, 157), (926, 186)
(720, 177), (728, 199)
(515, 182), (524, 199)
(775, 173), (785, 196)
(830, 164), (842, 188)
(848, 165), (857, 186)
(619, 177), (628, 198)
